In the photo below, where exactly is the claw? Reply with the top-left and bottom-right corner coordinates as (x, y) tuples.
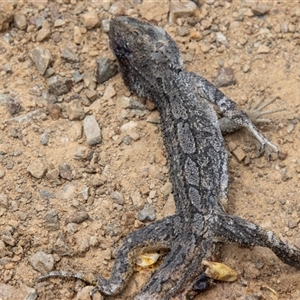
(257, 143), (267, 157)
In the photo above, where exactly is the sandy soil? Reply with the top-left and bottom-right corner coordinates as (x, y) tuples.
(0, 1), (300, 299)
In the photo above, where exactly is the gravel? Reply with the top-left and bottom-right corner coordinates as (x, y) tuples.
(1, 2), (300, 299)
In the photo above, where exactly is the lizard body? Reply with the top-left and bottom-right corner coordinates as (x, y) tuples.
(38, 17), (300, 300)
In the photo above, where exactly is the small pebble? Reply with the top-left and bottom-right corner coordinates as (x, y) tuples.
(54, 19), (65, 27)
(59, 163), (73, 180)
(65, 211), (89, 224)
(251, 4), (270, 16)
(294, 238), (300, 250)
(74, 286), (103, 300)
(83, 115), (102, 146)
(257, 45), (270, 54)
(60, 184), (76, 200)
(14, 13), (27, 30)
(46, 169), (60, 182)
(110, 191), (124, 205)
(65, 101), (85, 120)
(242, 64), (251, 73)
(40, 133), (49, 145)
(160, 181), (173, 196)
(85, 89), (98, 102)
(60, 46), (80, 62)
(29, 251), (54, 273)
(0, 168), (5, 178)
(213, 67), (236, 88)
(163, 194), (176, 217)
(288, 219), (299, 229)
(233, 147), (246, 162)
(47, 75), (72, 96)
(2, 234), (16, 246)
(81, 11), (100, 29)
(27, 159), (47, 179)
(169, 1), (197, 23)
(96, 57), (118, 84)
(44, 209), (60, 231)
(39, 190), (55, 199)
(177, 26), (189, 37)
(29, 47), (52, 75)
(36, 27), (51, 42)
(47, 103), (61, 120)
(123, 135), (132, 145)
(7, 97), (21, 115)
(101, 18), (110, 33)
(138, 203), (156, 222)
(73, 26), (83, 44)
(66, 223), (79, 234)
(131, 190), (143, 208)
(286, 123), (294, 134)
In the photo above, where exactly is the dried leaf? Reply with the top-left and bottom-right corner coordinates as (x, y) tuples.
(201, 260), (238, 282)
(260, 285), (278, 300)
(136, 253), (160, 268)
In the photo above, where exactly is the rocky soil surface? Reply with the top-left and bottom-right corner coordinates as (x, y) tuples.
(1, 0), (300, 299)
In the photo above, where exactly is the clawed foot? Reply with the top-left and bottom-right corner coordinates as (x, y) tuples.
(244, 96), (285, 124)
(244, 96), (284, 158)
(219, 96), (284, 158)
(256, 139), (279, 159)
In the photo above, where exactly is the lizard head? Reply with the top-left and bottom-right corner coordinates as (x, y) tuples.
(109, 16), (183, 98)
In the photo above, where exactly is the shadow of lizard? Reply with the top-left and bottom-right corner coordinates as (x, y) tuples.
(38, 17), (300, 300)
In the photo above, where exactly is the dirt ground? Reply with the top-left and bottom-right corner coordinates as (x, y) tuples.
(1, 0), (300, 299)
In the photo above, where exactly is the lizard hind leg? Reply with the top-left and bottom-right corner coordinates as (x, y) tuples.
(92, 215), (179, 296)
(36, 215), (178, 298)
(210, 213), (300, 269)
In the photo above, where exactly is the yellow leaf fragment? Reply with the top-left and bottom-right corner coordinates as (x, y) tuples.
(260, 285), (278, 300)
(201, 260), (238, 282)
(136, 253), (160, 268)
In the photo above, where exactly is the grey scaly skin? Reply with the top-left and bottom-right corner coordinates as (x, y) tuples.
(37, 17), (300, 300)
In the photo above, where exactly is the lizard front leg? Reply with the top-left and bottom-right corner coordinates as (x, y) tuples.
(193, 73), (279, 154)
(218, 96), (284, 134)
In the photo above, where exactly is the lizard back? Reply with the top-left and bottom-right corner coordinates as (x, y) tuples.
(109, 16), (228, 215)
